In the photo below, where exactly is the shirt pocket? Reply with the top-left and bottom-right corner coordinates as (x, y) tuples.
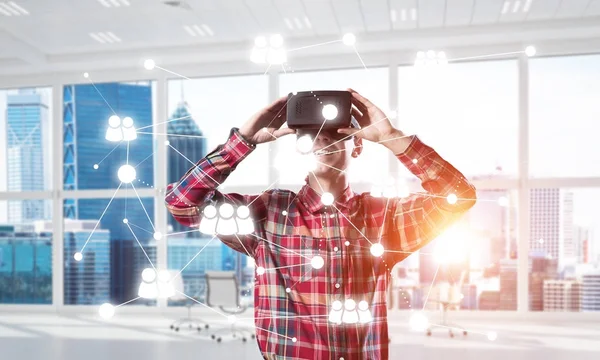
(277, 235), (318, 295)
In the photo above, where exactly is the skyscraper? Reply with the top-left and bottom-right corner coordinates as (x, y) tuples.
(63, 82), (155, 304)
(6, 89), (50, 223)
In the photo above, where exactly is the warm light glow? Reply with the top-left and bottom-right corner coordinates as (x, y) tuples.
(447, 193), (457, 204)
(433, 225), (469, 264)
(370, 243), (385, 257)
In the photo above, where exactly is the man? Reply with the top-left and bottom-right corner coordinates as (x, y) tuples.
(165, 89), (476, 360)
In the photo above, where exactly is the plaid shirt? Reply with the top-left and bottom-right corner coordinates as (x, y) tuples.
(165, 128), (476, 360)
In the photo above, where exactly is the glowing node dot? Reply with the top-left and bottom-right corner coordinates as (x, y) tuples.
(538, 238), (544, 244)
(74, 252), (83, 261)
(292, 91), (297, 95)
(153, 232), (162, 240)
(286, 287), (291, 293)
(144, 59), (156, 70)
(446, 193), (457, 204)
(282, 210), (288, 216)
(322, 104), (338, 120)
(99, 303), (115, 319)
(342, 33), (356, 46)
(296, 135), (313, 154)
(412, 158), (418, 164)
(122, 218), (128, 224)
(292, 337), (297, 343)
(345, 241), (350, 246)
(525, 46), (536, 57)
(334, 247), (338, 252)
(93, 164), (99, 170)
(117, 164), (136, 184)
(83, 72), (89, 78)
(256, 266), (265, 276)
(487, 331), (497, 341)
(164, 140), (170, 146)
(311, 255), (324, 269)
(321, 192), (334, 206)
(370, 243), (384, 257)
(142, 268), (156, 283)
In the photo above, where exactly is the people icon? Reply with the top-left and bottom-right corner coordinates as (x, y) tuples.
(357, 301), (373, 324)
(122, 116), (137, 141)
(236, 205), (254, 235)
(138, 268), (159, 299)
(328, 300), (343, 324)
(105, 115), (137, 142)
(216, 203), (237, 236)
(199, 204), (218, 235)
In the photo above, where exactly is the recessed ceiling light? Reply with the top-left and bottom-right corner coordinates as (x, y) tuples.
(97, 0), (130, 8)
(303, 16), (312, 29)
(293, 17), (303, 29)
(0, 1), (30, 16)
(284, 17), (293, 30)
(201, 24), (214, 36)
(502, 0), (533, 14)
(410, 8), (417, 21)
(390, 9), (397, 22)
(512, 0), (521, 13)
(183, 25), (214, 37)
(89, 32), (122, 44)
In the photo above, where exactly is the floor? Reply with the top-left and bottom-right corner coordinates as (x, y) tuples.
(1, 310), (599, 360)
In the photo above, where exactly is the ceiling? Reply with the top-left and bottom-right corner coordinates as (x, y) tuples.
(0, 0), (600, 76)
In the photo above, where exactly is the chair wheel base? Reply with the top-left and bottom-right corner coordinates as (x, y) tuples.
(175, 328), (180, 332)
(426, 330), (432, 336)
(217, 337), (222, 343)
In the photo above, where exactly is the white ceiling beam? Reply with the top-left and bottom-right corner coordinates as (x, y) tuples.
(331, 0), (366, 33)
(0, 29), (46, 65)
(445, 0), (475, 27)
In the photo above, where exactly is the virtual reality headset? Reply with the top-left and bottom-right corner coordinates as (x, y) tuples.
(286, 90), (358, 131)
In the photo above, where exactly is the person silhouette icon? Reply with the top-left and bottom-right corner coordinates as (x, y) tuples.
(216, 203), (237, 235)
(138, 268), (158, 299)
(105, 115), (123, 142)
(122, 116), (137, 141)
(235, 205), (254, 235)
(199, 204), (218, 235)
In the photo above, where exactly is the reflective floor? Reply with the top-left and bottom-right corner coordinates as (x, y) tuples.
(1, 311), (599, 360)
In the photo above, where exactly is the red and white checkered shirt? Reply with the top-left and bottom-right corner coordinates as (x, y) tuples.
(165, 128), (476, 360)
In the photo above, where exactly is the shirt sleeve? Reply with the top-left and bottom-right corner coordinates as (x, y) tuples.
(164, 127), (268, 257)
(384, 135), (477, 264)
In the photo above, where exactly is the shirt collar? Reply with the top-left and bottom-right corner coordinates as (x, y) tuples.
(298, 177), (355, 213)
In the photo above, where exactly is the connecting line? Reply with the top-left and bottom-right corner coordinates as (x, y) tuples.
(233, 234), (254, 259)
(314, 160), (345, 173)
(287, 39), (342, 52)
(138, 132), (208, 139)
(250, 233), (312, 260)
(175, 290), (229, 318)
(266, 263), (308, 271)
(281, 63), (287, 74)
(155, 65), (191, 80)
(353, 45), (368, 71)
(237, 314), (330, 322)
(126, 222), (157, 272)
(134, 150), (155, 169)
(289, 268), (314, 289)
(130, 183), (156, 232)
(248, 177), (280, 207)
(319, 116), (390, 152)
(376, 133), (413, 145)
(97, 141), (124, 166)
(263, 63), (272, 75)
(167, 144), (221, 187)
(313, 117), (328, 146)
(332, 204), (374, 246)
(308, 172), (325, 193)
(80, 182), (123, 252)
(126, 141), (130, 164)
(447, 50), (524, 63)
(264, 93), (295, 130)
(422, 264), (441, 311)
(169, 235), (217, 282)
(136, 114), (193, 131)
(127, 221), (154, 235)
(167, 229), (201, 236)
(115, 296), (142, 308)
(87, 78), (117, 115)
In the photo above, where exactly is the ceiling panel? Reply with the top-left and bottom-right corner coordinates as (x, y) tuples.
(471, 0), (503, 25)
(390, 0), (418, 30)
(331, 0), (365, 33)
(359, 0), (391, 32)
(555, 0), (592, 18)
(445, 0), (475, 27)
(585, 0), (600, 16)
(525, 0), (561, 21)
(245, 0), (288, 33)
(418, 0), (447, 28)
(302, 0), (340, 36)
(273, 0), (315, 36)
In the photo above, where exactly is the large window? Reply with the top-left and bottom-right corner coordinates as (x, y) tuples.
(390, 187), (518, 311)
(167, 75), (269, 186)
(0, 87), (53, 304)
(397, 60), (519, 179)
(529, 55), (600, 178)
(528, 188), (600, 312)
(63, 81), (155, 191)
(279, 67), (390, 185)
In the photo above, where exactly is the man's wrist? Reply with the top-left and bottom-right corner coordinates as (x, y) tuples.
(233, 127), (256, 147)
(381, 129), (412, 155)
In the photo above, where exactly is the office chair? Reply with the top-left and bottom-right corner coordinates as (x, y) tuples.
(167, 270), (210, 333)
(425, 270), (468, 338)
(205, 270), (255, 343)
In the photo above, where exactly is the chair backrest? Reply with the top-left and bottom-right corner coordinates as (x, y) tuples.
(205, 271), (240, 308)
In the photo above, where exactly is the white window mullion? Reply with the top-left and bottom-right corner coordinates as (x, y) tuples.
(52, 82), (65, 310)
(518, 55), (530, 313)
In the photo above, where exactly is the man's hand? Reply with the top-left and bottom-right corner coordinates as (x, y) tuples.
(239, 96), (295, 145)
(337, 88), (411, 154)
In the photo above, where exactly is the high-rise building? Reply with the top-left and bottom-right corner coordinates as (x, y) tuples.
(62, 82), (154, 304)
(581, 271), (600, 311)
(529, 188), (574, 270)
(543, 280), (574, 311)
(573, 226), (591, 264)
(6, 89), (50, 223)
(499, 258), (517, 310)
(0, 224), (52, 304)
